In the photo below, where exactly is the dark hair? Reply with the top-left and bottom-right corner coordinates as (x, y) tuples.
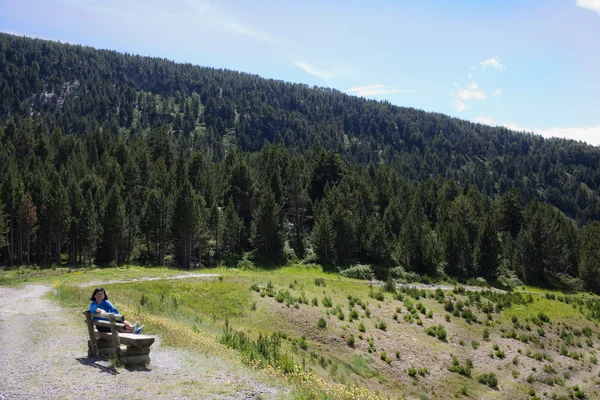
(90, 288), (108, 301)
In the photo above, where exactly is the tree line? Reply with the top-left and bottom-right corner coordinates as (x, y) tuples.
(1, 119), (600, 293)
(1, 33), (600, 227)
(2, 33), (600, 292)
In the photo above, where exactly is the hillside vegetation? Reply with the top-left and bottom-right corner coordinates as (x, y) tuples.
(2, 33), (600, 292)
(4, 265), (600, 399)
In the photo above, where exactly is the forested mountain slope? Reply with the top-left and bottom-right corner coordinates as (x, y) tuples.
(1, 33), (600, 292)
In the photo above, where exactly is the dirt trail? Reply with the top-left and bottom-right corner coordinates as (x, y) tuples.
(0, 284), (283, 400)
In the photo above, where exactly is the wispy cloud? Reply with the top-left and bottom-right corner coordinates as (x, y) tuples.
(454, 100), (467, 112)
(576, 0), (600, 15)
(347, 84), (415, 97)
(294, 62), (342, 80)
(457, 82), (486, 100)
(480, 56), (505, 71)
(225, 21), (272, 42)
(474, 116), (497, 125)
(493, 89), (503, 96)
(472, 117), (600, 146)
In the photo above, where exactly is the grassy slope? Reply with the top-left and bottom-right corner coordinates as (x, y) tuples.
(2, 264), (600, 399)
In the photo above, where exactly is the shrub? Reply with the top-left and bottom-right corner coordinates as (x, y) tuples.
(347, 334), (355, 347)
(408, 367), (417, 378)
(314, 277), (326, 287)
(383, 278), (396, 293)
(537, 312), (550, 323)
(340, 264), (373, 280)
(477, 373), (498, 388)
(472, 341), (480, 350)
(299, 336), (308, 350)
(349, 308), (359, 321)
(425, 324), (447, 341)
(448, 356), (472, 377)
(312, 297), (319, 306)
(317, 317), (327, 328)
(358, 322), (366, 332)
(483, 328), (490, 341)
(377, 320), (387, 331)
(322, 296), (333, 308)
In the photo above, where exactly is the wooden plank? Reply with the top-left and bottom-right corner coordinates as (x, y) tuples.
(118, 355), (150, 365)
(108, 314), (120, 350)
(95, 339), (114, 349)
(96, 332), (155, 348)
(124, 346), (151, 356)
(92, 320), (126, 330)
(97, 347), (119, 356)
(83, 310), (99, 357)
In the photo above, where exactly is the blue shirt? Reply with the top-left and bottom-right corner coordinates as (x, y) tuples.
(90, 299), (119, 321)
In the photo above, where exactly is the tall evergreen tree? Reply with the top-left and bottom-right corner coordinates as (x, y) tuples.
(172, 179), (199, 269)
(579, 221), (600, 294)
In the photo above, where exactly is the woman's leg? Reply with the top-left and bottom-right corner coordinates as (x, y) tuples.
(122, 320), (134, 333)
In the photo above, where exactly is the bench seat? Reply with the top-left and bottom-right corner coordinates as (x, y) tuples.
(97, 332), (155, 348)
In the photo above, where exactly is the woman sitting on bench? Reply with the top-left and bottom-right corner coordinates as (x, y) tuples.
(90, 288), (144, 334)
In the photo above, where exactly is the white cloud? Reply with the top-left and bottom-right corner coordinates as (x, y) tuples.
(576, 0), (600, 15)
(454, 100), (467, 112)
(537, 126), (600, 145)
(480, 56), (505, 71)
(347, 84), (415, 97)
(474, 116), (497, 125)
(493, 89), (503, 96)
(294, 62), (340, 80)
(457, 85), (486, 100)
(471, 117), (600, 146)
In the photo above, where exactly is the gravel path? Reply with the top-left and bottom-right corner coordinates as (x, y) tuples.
(0, 284), (284, 400)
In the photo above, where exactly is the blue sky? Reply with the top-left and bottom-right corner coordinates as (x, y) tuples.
(1, 0), (600, 144)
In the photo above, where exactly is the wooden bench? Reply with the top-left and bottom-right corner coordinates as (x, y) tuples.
(83, 310), (155, 365)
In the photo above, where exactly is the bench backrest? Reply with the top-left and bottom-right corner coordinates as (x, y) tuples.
(83, 310), (123, 355)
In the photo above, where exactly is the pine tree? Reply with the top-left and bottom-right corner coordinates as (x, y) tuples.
(16, 191), (37, 265)
(285, 155), (310, 258)
(579, 221), (600, 294)
(311, 202), (335, 264)
(140, 189), (173, 266)
(79, 191), (101, 266)
(102, 185), (125, 264)
(1, 164), (24, 266)
(172, 179), (199, 269)
(250, 187), (283, 255)
(221, 201), (243, 260)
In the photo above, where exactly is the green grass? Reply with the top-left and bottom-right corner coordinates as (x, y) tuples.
(10, 264), (600, 400)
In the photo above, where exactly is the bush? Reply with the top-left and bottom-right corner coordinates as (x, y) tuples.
(237, 259), (256, 270)
(358, 322), (366, 332)
(322, 296), (333, 307)
(477, 373), (498, 388)
(317, 317), (327, 328)
(537, 312), (550, 323)
(347, 334), (355, 347)
(425, 324), (447, 341)
(340, 264), (373, 280)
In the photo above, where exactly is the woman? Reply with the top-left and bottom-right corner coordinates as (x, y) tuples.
(90, 287), (144, 334)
